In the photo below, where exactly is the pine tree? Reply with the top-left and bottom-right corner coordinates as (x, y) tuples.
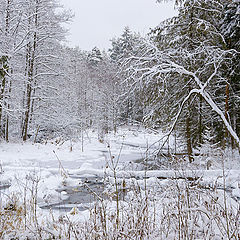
(110, 28), (145, 125)
(220, 0), (240, 146)
(109, 27), (140, 63)
(197, 126), (220, 169)
(120, 0), (240, 158)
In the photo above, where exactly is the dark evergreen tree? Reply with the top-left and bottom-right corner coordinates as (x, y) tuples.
(109, 27), (140, 63)
(87, 47), (103, 67)
(109, 27), (145, 125)
(120, 0), (240, 159)
(220, 0), (240, 146)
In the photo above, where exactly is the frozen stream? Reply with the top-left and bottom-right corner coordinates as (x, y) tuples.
(40, 176), (106, 212)
(0, 128), (239, 214)
(38, 168), (240, 212)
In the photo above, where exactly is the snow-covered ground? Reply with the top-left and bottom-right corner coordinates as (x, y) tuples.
(0, 127), (167, 209)
(0, 126), (239, 239)
(1, 126), (240, 202)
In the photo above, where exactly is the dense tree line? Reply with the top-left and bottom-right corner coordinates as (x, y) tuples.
(0, 0), (118, 142)
(117, 0), (240, 160)
(0, 0), (70, 141)
(0, 0), (239, 161)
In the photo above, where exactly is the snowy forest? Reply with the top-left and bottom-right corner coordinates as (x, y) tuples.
(0, 0), (239, 239)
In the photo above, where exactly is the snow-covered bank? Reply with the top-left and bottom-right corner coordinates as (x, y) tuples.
(1, 126), (240, 207)
(0, 127), (164, 205)
(0, 127), (239, 239)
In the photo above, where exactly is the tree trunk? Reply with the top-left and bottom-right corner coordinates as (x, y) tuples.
(23, 82), (32, 141)
(22, 1), (38, 141)
(0, 0), (11, 140)
(5, 77), (12, 142)
(199, 95), (203, 144)
(186, 4), (194, 163)
(0, 56), (8, 138)
(224, 82), (230, 146)
(5, 115), (9, 142)
(0, 71), (6, 130)
(186, 113), (193, 163)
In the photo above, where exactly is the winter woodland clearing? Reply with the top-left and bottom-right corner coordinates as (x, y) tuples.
(0, 0), (240, 239)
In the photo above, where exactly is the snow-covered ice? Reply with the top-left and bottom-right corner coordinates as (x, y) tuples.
(0, 126), (239, 219)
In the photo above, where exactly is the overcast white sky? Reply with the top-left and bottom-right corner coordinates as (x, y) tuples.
(59, 0), (176, 51)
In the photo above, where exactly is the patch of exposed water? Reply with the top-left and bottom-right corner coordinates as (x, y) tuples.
(40, 176), (107, 212)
